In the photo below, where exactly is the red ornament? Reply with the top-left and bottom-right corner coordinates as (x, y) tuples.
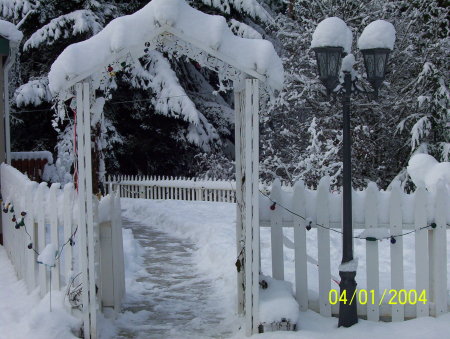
(107, 65), (113, 72)
(270, 202), (276, 211)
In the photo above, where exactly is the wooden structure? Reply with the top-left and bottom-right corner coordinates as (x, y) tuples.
(0, 163), (124, 315)
(48, 1), (283, 337)
(11, 151), (53, 182)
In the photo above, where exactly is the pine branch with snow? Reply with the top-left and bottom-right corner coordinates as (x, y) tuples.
(23, 10), (103, 51)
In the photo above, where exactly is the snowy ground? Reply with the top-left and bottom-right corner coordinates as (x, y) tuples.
(1, 198), (450, 339)
(0, 246), (80, 339)
(111, 198), (450, 339)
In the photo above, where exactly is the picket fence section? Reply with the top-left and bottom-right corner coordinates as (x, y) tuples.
(106, 174), (450, 321)
(261, 177), (449, 321)
(0, 164), (125, 319)
(105, 175), (237, 202)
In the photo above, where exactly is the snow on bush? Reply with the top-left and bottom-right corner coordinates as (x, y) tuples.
(24, 10), (102, 51)
(358, 20), (396, 50)
(48, 0), (283, 93)
(407, 153), (450, 192)
(15, 78), (52, 107)
(311, 17), (352, 54)
(0, 19), (22, 41)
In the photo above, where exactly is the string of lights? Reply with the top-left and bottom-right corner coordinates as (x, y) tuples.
(2, 202), (79, 262)
(12, 91), (221, 114)
(258, 189), (437, 244)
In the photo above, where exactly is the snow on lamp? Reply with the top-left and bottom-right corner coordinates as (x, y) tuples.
(358, 20), (396, 96)
(311, 17), (352, 93)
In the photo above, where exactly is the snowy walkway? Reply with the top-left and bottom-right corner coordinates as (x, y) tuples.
(114, 217), (232, 339)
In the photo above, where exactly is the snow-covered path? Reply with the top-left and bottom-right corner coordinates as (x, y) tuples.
(113, 217), (232, 339)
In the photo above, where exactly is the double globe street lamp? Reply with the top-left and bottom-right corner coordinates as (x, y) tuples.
(311, 18), (396, 327)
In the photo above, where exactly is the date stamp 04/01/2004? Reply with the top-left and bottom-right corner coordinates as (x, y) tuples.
(328, 289), (427, 306)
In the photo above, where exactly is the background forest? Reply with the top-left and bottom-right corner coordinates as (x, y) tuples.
(2, 0), (449, 190)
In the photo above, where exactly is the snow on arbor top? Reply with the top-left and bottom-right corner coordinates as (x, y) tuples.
(358, 20), (396, 50)
(311, 17), (352, 54)
(48, 0), (283, 94)
(0, 20), (22, 42)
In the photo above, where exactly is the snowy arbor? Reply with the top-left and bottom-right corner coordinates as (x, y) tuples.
(48, 0), (283, 338)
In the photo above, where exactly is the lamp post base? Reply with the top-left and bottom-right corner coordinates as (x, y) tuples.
(338, 270), (358, 327)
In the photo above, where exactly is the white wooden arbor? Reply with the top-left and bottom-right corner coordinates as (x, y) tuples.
(48, 1), (283, 338)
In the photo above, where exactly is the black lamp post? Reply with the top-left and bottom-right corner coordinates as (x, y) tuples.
(312, 44), (391, 327)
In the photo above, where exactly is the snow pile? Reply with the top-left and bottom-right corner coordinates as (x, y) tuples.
(259, 275), (299, 324)
(358, 20), (396, 50)
(0, 246), (81, 339)
(407, 153), (450, 192)
(311, 17), (352, 54)
(0, 19), (22, 41)
(49, 0), (283, 93)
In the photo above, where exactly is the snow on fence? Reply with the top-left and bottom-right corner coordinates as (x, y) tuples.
(0, 164), (125, 317)
(104, 175), (237, 202)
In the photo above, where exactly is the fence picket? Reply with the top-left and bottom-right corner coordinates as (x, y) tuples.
(49, 183), (61, 290)
(389, 182), (404, 321)
(430, 185), (448, 316)
(37, 183), (47, 296)
(414, 187), (429, 317)
(365, 182), (380, 321)
(293, 180), (308, 311)
(25, 182), (36, 290)
(63, 184), (74, 286)
(316, 177), (331, 317)
(270, 179), (284, 280)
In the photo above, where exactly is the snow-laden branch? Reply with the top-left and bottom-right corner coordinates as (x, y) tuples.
(199, 0), (273, 24)
(0, 0), (36, 23)
(23, 10), (103, 51)
(127, 51), (218, 150)
(14, 77), (52, 107)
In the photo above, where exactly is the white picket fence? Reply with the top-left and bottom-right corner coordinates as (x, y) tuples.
(261, 177), (449, 321)
(105, 175), (236, 202)
(0, 164), (125, 320)
(107, 174), (450, 322)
